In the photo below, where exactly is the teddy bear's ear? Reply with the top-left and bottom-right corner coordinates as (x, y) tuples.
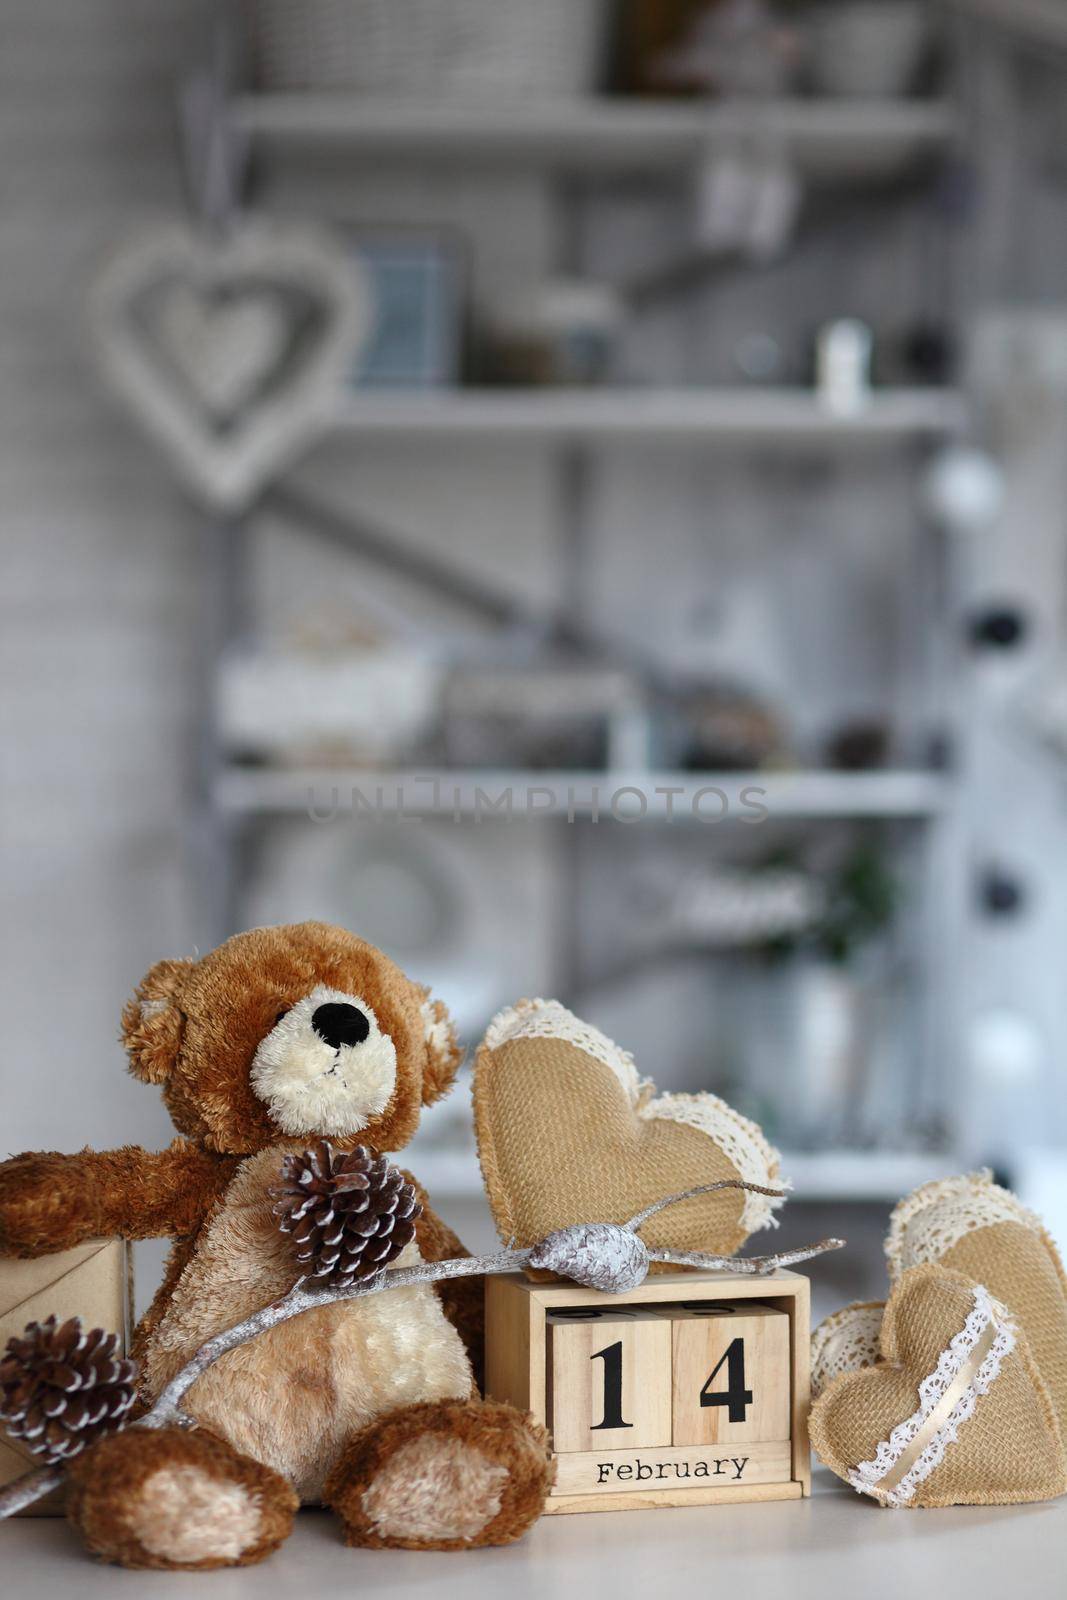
(121, 957), (192, 1085)
(418, 990), (463, 1105)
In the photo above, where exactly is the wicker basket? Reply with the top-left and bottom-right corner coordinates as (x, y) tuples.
(248, 0), (609, 97)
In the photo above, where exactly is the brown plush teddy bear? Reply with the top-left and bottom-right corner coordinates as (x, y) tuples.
(0, 922), (553, 1569)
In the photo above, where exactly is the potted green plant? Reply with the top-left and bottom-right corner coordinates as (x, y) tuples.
(729, 837), (898, 1150)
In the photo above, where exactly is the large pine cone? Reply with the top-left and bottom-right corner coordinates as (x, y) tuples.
(270, 1140), (422, 1287)
(0, 1317), (138, 1464)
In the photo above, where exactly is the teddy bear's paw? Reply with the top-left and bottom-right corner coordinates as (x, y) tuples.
(325, 1397), (554, 1550)
(65, 1425), (298, 1570)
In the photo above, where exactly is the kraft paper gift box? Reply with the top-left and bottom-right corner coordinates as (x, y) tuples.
(0, 1239), (131, 1515)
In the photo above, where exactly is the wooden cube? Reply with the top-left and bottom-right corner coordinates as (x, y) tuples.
(547, 1306), (672, 1453)
(669, 1300), (791, 1447)
(0, 1239), (131, 1516)
(485, 1268), (810, 1515)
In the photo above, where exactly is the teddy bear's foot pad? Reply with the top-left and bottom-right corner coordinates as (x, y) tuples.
(65, 1424), (298, 1569)
(361, 1434), (509, 1543)
(325, 1397), (554, 1550)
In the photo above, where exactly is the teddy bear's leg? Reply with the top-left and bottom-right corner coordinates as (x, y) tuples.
(324, 1396), (554, 1551)
(64, 1424), (298, 1570)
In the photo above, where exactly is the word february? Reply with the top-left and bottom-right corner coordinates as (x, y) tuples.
(596, 1454), (750, 1485)
(549, 1439), (793, 1498)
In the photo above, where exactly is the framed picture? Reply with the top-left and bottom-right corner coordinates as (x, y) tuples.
(346, 229), (464, 388)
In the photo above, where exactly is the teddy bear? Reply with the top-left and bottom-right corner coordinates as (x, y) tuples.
(0, 922), (554, 1569)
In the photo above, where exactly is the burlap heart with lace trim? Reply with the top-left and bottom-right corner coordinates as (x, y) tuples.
(472, 999), (784, 1259)
(811, 1300), (885, 1400)
(810, 1263), (1066, 1507)
(886, 1170), (1067, 1438)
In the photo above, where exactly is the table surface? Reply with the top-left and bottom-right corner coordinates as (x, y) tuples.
(3, 1469), (1063, 1599)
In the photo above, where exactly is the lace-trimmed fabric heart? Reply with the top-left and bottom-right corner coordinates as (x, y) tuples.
(810, 1264), (1067, 1508)
(472, 999), (784, 1259)
(886, 1171), (1067, 1438)
(811, 1300), (885, 1400)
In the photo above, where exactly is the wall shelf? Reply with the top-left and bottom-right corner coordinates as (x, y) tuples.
(203, 50), (975, 1201)
(406, 1145), (963, 1204)
(233, 95), (957, 183)
(214, 767), (951, 821)
(329, 388), (966, 445)
(779, 1150), (963, 1204)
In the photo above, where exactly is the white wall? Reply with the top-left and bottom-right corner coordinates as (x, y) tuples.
(0, 4), (210, 1160)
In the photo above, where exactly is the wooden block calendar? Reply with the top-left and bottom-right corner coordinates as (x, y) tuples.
(485, 1269), (810, 1515)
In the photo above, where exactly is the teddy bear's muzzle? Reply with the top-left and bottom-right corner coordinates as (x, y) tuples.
(250, 986), (398, 1138)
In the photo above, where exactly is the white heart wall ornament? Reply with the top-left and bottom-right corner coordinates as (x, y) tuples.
(155, 285), (291, 419)
(88, 220), (373, 512)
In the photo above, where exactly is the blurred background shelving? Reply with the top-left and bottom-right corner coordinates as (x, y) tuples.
(215, 768), (952, 819)
(188, 2), (994, 1257)
(233, 92), (958, 181)
(408, 1143), (964, 1204)
(326, 387), (966, 441)
(9, 0), (1067, 1313)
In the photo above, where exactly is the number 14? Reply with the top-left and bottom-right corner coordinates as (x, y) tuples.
(590, 1335), (754, 1430)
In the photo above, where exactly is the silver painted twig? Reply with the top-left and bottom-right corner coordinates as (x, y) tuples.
(646, 1238), (846, 1275)
(624, 1179), (790, 1232)
(144, 1247), (532, 1426)
(0, 1464), (65, 1519)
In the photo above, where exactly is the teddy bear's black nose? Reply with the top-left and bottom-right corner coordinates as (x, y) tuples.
(312, 1002), (370, 1049)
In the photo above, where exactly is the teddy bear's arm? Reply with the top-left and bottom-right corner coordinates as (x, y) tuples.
(0, 1138), (232, 1258)
(404, 1172), (485, 1390)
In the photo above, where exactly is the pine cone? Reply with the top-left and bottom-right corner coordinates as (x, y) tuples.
(270, 1140), (422, 1287)
(0, 1317), (138, 1464)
